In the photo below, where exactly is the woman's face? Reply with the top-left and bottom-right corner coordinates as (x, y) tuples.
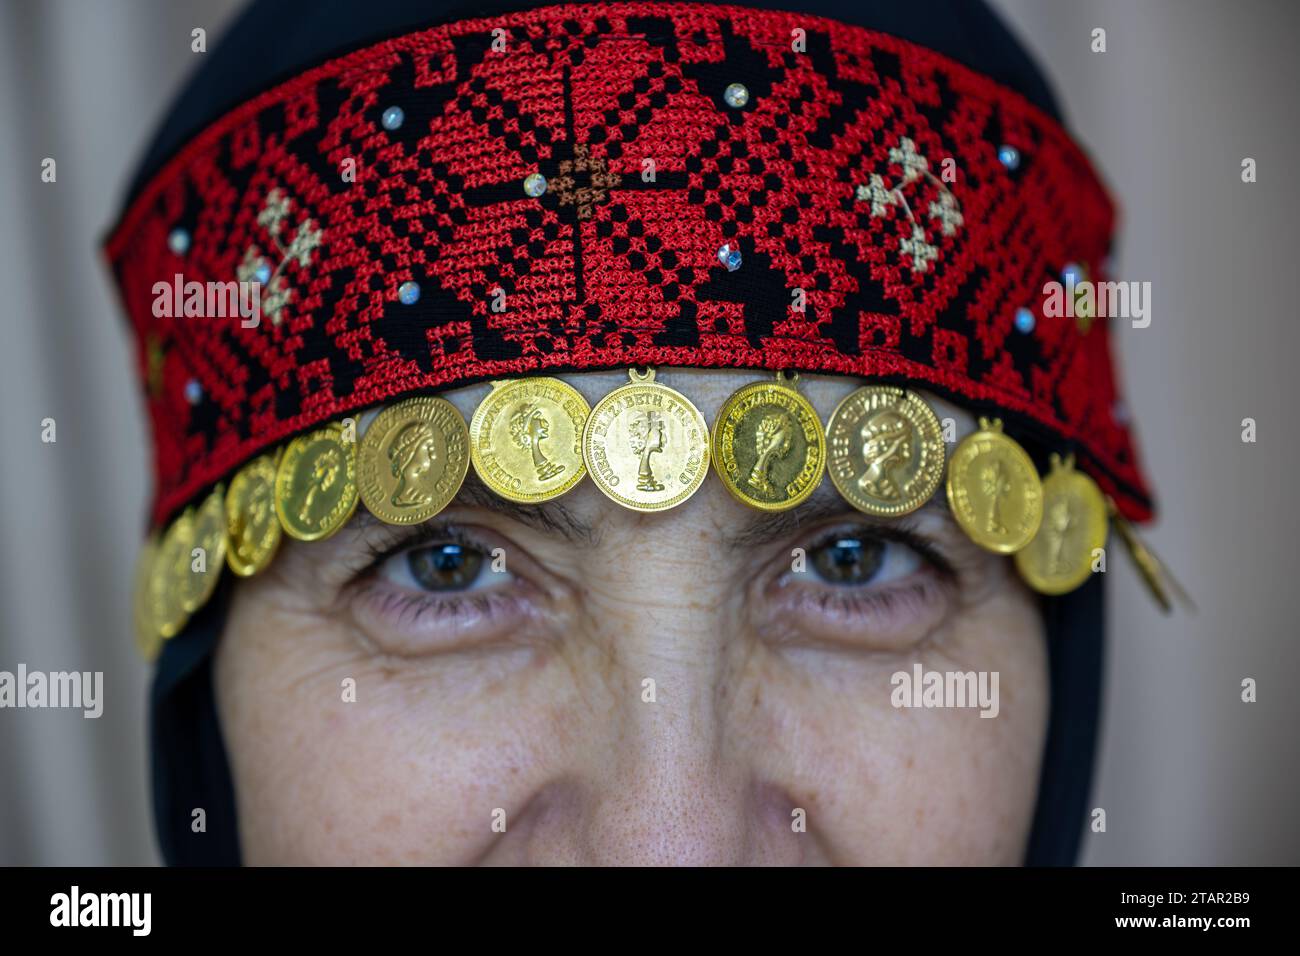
(214, 369), (1048, 864)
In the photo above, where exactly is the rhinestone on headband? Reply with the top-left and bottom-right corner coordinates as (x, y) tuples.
(381, 106), (405, 131)
(717, 243), (742, 272)
(398, 281), (421, 305)
(523, 172), (548, 198)
(723, 83), (749, 109)
(167, 228), (190, 256)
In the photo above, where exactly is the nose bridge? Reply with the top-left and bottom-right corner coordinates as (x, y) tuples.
(591, 533), (736, 751)
(590, 563), (731, 775)
(509, 510), (813, 865)
(586, 512), (731, 685)
(573, 525), (755, 864)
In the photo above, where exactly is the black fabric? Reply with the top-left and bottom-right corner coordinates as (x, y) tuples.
(140, 0), (1102, 866)
(1025, 572), (1106, 866)
(149, 579), (240, 866)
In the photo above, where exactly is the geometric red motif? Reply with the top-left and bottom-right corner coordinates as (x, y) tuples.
(104, 2), (1152, 526)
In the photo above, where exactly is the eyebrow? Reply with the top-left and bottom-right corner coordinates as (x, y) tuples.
(447, 474), (599, 545)
(722, 485), (952, 551)
(357, 475), (949, 549)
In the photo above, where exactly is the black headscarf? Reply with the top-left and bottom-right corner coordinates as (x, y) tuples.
(139, 0), (1103, 866)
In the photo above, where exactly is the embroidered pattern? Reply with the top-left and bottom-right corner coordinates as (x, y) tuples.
(105, 2), (1150, 526)
(553, 144), (623, 220)
(855, 137), (964, 273)
(234, 188), (323, 325)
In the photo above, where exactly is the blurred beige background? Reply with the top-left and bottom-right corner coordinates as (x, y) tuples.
(0, 0), (1296, 865)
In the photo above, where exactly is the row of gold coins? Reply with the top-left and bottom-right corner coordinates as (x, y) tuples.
(134, 369), (1111, 658)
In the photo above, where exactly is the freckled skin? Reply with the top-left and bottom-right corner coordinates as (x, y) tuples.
(215, 370), (1048, 865)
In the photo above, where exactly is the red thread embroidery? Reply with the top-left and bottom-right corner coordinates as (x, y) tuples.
(105, 2), (1152, 525)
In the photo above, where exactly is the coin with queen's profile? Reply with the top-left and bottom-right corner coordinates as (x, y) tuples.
(225, 452), (282, 577)
(470, 377), (590, 503)
(825, 385), (945, 517)
(582, 368), (710, 512)
(152, 507), (195, 639)
(275, 421), (359, 540)
(1015, 453), (1107, 593)
(357, 396), (470, 525)
(946, 417), (1043, 553)
(180, 484), (228, 613)
(712, 371), (825, 511)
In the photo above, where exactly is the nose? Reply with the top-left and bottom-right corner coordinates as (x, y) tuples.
(586, 699), (751, 865)
(520, 702), (803, 865)
(488, 492), (812, 865)
(518, 577), (803, 865)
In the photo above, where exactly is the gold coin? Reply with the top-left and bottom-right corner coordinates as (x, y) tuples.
(712, 372), (825, 511)
(826, 385), (945, 516)
(153, 509), (194, 639)
(582, 368), (710, 512)
(946, 417), (1043, 553)
(470, 377), (590, 503)
(133, 535), (162, 661)
(358, 396), (470, 524)
(226, 453), (282, 576)
(1015, 454), (1108, 594)
(275, 422), (359, 540)
(179, 485), (228, 614)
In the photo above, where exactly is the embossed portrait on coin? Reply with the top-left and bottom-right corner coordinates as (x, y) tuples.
(300, 447), (342, 522)
(1044, 498), (1075, 573)
(980, 458), (1012, 535)
(153, 531), (189, 607)
(627, 410), (666, 492)
(748, 409), (795, 496)
(236, 482), (273, 560)
(387, 422), (438, 508)
(510, 401), (564, 482)
(858, 409), (912, 500)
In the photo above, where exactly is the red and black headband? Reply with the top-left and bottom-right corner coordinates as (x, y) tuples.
(105, 0), (1151, 528)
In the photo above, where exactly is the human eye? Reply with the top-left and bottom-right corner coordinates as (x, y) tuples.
(376, 536), (495, 594)
(344, 522), (540, 656)
(805, 532), (925, 588)
(765, 519), (960, 651)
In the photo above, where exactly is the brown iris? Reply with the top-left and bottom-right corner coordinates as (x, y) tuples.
(810, 536), (884, 586)
(407, 543), (484, 592)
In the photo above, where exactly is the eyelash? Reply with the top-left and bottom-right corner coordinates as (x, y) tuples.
(802, 521), (956, 581)
(354, 521), (949, 578)
(773, 522), (957, 627)
(344, 516), (961, 651)
(348, 522), (515, 621)
(353, 522), (486, 578)
(359, 588), (505, 630)
(798, 575), (938, 617)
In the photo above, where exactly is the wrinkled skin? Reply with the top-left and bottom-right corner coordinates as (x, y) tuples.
(215, 369), (1047, 865)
